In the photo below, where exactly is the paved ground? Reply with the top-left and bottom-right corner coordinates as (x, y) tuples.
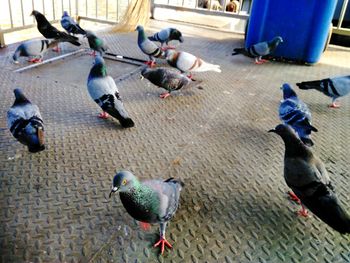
(0, 20), (350, 263)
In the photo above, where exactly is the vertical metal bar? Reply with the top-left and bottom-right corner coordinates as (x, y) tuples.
(32, 0), (35, 23)
(53, 0), (56, 20)
(20, 0), (25, 26)
(8, 0), (13, 28)
(95, 0), (98, 18)
(106, 0), (108, 20)
(75, 0), (79, 17)
(0, 32), (5, 48)
(86, 0), (88, 16)
(182, 0), (185, 7)
(116, 0), (119, 21)
(223, 0), (228, 12)
(69, 0), (72, 14)
(42, 0), (45, 15)
(195, 0), (199, 9)
(337, 0), (349, 29)
(61, 0), (64, 14)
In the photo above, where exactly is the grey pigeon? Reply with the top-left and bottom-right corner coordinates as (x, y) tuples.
(269, 124), (350, 234)
(7, 89), (45, 153)
(165, 49), (221, 79)
(232, 36), (283, 64)
(136, 25), (165, 67)
(141, 67), (193, 98)
(297, 75), (350, 108)
(87, 56), (134, 128)
(279, 83), (317, 147)
(60, 11), (86, 35)
(109, 170), (184, 254)
(85, 31), (108, 56)
(148, 27), (184, 49)
(12, 39), (59, 63)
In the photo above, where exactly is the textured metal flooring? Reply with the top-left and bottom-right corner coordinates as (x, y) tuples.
(0, 21), (350, 262)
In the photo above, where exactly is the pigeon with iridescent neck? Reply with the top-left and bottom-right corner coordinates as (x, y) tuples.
(13, 39), (59, 63)
(136, 25), (165, 67)
(109, 170), (184, 255)
(87, 56), (134, 128)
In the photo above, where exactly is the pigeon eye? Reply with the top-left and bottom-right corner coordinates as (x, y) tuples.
(122, 179), (127, 185)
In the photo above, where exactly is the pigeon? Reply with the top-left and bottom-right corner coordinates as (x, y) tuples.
(12, 39), (59, 63)
(279, 83), (317, 147)
(141, 67), (193, 98)
(87, 56), (135, 128)
(109, 170), (184, 254)
(297, 75), (350, 108)
(232, 36), (283, 64)
(31, 10), (80, 51)
(60, 11), (86, 35)
(269, 124), (350, 234)
(136, 25), (165, 67)
(165, 49), (221, 79)
(148, 28), (184, 50)
(7, 89), (45, 153)
(85, 31), (108, 56)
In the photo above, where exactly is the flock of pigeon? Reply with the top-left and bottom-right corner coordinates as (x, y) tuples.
(6, 10), (350, 255)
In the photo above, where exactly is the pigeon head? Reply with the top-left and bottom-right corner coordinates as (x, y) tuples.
(109, 171), (138, 198)
(88, 55), (107, 80)
(281, 83), (297, 99)
(268, 36), (283, 49)
(85, 30), (95, 39)
(30, 10), (41, 17)
(13, 88), (30, 105)
(135, 25), (144, 32)
(141, 67), (152, 78)
(62, 11), (69, 17)
(170, 29), (184, 42)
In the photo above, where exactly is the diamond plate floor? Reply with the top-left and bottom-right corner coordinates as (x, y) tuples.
(0, 20), (350, 263)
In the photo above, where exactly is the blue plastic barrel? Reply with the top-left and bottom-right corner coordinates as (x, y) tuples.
(245, 0), (338, 64)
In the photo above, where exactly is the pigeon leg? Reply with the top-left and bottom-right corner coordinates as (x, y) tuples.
(255, 57), (268, 64)
(52, 46), (61, 52)
(329, 99), (340, 108)
(159, 92), (171, 99)
(297, 205), (309, 217)
(154, 222), (172, 255)
(98, 112), (109, 119)
(288, 191), (301, 204)
(144, 60), (156, 68)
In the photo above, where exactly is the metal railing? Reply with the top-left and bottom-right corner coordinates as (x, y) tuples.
(152, 0), (251, 20)
(333, 0), (350, 36)
(0, 0), (130, 47)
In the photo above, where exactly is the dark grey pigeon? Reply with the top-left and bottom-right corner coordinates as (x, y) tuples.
(232, 36), (283, 64)
(297, 75), (350, 108)
(61, 11), (86, 35)
(269, 124), (350, 234)
(13, 39), (59, 63)
(136, 25), (165, 67)
(85, 31), (108, 56)
(87, 56), (134, 128)
(141, 67), (193, 98)
(109, 170), (184, 254)
(7, 89), (45, 153)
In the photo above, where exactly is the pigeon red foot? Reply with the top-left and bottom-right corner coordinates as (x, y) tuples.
(154, 236), (172, 255)
(98, 112), (109, 119)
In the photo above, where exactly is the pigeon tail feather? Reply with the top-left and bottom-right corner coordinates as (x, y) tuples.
(232, 48), (248, 56)
(301, 191), (350, 234)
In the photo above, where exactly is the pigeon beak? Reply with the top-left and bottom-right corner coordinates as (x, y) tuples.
(268, 129), (276, 133)
(109, 186), (119, 198)
(179, 36), (184, 43)
(140, 75), (144, 80)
